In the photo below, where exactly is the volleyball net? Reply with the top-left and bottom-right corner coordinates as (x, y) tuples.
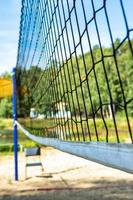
(16, 0), (133, 146)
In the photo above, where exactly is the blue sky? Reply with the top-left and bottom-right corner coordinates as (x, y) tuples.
(0, 0), (133, 74)
(0, 0), (21, 75)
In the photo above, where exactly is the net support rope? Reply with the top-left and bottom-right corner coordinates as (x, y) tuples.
(16, 120), (133, 173)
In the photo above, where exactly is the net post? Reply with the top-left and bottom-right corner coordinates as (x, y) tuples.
(12, 67), (18, 181)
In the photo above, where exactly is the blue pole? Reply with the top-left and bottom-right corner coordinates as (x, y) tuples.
(12, 67), (18, 181)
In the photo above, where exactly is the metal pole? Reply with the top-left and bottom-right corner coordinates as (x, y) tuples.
(12, 67), (18, 181)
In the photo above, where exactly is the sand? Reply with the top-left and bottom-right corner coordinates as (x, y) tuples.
(0, 147), (133, 200)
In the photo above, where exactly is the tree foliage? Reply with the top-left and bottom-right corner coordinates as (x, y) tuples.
(17, 39), (133, 118)
(0, 72), (12, 118)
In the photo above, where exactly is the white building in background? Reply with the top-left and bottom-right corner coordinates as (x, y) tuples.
(55, 102), (71, 119)
(30, 108), (38, 118)
(30, 108), (45, 119)
(37, 113), (45, 119)
(30, 102), (71, 119)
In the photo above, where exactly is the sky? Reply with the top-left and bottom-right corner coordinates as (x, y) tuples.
(0, 0), (21, 75)
(0, 0), (133, 75)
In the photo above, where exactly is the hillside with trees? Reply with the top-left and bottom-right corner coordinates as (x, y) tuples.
(17, 39), (133, 119)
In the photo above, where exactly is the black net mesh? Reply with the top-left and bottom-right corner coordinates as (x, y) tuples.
(16, 0), (133, 143)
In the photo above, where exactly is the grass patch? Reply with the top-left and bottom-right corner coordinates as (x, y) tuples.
(19, 117), (133, 143)
(1, 116), (132, 154)
(0, 118), (13, 130)
(0, 118), (39, 152)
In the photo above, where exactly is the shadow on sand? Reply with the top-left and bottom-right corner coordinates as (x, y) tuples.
(0, 179), (133, 200)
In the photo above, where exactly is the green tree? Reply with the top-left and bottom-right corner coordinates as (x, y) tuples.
(0, 98), (12, 118)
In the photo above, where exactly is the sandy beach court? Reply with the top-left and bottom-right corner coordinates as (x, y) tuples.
(0, 147), (133, 200)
